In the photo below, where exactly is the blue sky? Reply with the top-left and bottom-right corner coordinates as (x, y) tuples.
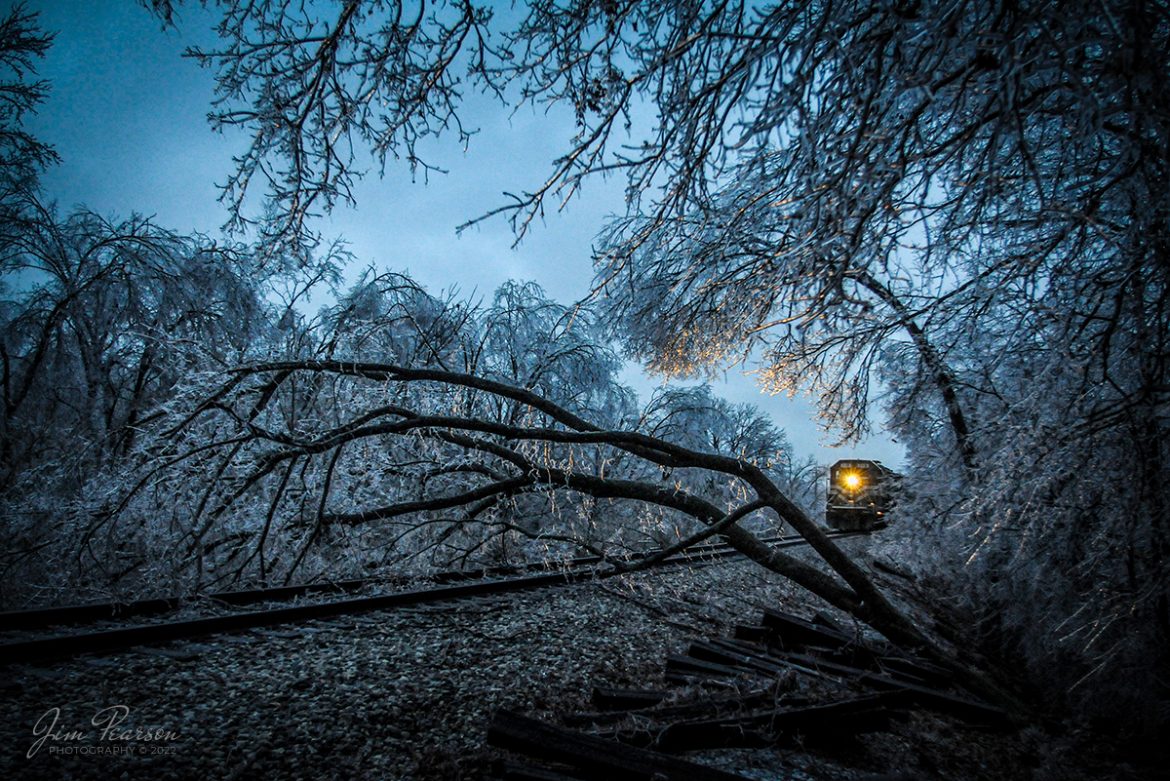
(18, 0), (904, 468)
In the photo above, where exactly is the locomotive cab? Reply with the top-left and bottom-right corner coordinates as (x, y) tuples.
(825, 459), (899, 531)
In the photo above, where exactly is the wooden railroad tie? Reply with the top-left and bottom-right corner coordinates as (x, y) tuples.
(487, 708), (753, 781)
(487, 606), (1007, 780)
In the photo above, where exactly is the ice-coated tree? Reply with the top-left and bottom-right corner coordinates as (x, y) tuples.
(114, 295), (938, 657)
(148, 0), (1168, 728)
(0, 196), (270, 478)
(0, 3), (56, 195)
(0, 197), (283, 603)
(103, 279), (808, 589)
(146, 0), (1164, 482)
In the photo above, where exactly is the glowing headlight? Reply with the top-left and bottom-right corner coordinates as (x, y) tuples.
(842, 471), (862, 490)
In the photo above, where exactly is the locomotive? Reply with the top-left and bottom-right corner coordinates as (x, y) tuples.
(825, 459), (900, 531)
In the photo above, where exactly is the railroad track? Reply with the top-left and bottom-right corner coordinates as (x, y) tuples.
(2, 533), (793, 631)
(0, 531), (865, 666)
(486, 603), (1004, 781)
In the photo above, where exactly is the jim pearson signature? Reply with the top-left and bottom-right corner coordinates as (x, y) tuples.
(28, 705), (180, 759)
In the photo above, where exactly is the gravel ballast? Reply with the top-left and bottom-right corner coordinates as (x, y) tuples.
(1, 555), (804, 780)
(0, 541), (1144, 780)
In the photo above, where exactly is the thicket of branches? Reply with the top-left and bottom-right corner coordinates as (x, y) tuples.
(124, 0), (1168, 733)
(64, 275), (816, 595)
(1, 0), (1166, 737)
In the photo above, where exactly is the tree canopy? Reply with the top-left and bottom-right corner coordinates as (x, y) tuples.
(0, 0), (1166, 737)
(151, 0), (1167, 731)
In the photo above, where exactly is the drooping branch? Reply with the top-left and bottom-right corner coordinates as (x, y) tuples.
(852, 270), (978, 476)
(148, 359), (937, 649)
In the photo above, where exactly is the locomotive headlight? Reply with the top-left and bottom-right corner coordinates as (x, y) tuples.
(842, 471), (862, 490)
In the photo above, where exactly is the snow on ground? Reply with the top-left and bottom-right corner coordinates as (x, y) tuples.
(0, 541), (1140, 780)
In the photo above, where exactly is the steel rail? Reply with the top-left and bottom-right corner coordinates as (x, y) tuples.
(0, 532), (865, 666)
(0, 534), (797, 631)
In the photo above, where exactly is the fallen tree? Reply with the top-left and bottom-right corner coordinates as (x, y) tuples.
(102, 357), (1021, 711)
